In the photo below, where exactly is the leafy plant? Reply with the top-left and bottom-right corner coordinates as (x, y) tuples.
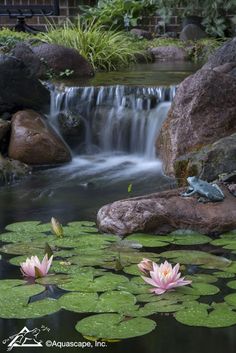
(80, 0), (158, 29)
(39, 18), (146, 71)
(0, 28), (30, 51)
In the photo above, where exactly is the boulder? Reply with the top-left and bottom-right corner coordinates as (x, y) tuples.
(150, 46), (188, 61)
(0, 119), (10, 142)
(0, 154), (31, 186)
(8, 110), (72, 165)
(0, 55), (50, 114)
(11, 42), (47, 78)
(179, 24), (208, 41)
(203, 37), (236, 69)
(97, 186), (236, 236)
(131, 28), (153, 40)
(174, 133), (236, 184)
(32, 44), (94, 78)
(157, 69), (236, 176)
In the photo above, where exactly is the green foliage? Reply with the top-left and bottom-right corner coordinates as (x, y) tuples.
(187, 38), (226, 62)
(80, 0), (157, 29)
(39, 19), (145, 71)
(0, 28), (30, 51)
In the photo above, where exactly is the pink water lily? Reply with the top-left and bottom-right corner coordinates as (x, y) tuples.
(20, 254), (53, 278)
(138, 258), (154, 274)
(141, 260), (192, 295)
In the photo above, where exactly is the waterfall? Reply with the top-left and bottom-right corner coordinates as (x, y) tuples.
(50, 85), (176, 160)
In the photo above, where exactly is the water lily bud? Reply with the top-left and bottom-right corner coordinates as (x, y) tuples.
(51, 217), (64, 237)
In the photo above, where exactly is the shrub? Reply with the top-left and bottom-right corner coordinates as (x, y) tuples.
(0, 28), (31, 51)
(39, 19), (147, 71)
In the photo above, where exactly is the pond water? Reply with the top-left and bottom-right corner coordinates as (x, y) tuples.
(1, 61), (236, 353)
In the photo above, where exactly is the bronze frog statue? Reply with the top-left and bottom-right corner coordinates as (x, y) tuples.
(181, 176), (224, 202)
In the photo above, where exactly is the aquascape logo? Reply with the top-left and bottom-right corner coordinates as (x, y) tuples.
(2, 325), (50, 351)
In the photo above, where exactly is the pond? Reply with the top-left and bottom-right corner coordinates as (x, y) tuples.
(1, 61), (236, 353)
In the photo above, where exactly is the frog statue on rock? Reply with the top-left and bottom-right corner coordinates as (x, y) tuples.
(181, 176), (225, 202)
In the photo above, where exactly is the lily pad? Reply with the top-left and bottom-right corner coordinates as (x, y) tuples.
(175, 302), (236, 328)
(169, 230), (211, 245)
(75, 313), (156, 339)
(213, 271), (235, 279)
(57, 273), (129, 292)
(5, 221), (42, 232)
(160, 250), (231, 269)
(126, 234), (171, 248)
(177, 283), (219, 296)
(0, 298), (60, 319)
(59, 291), (137, 314)
(224, 293), (236, 307)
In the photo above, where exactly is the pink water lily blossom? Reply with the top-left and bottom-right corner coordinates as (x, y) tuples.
(20, 254), (53, 278)
(138, 258), (154, 274)
(141, 260), (192, 295)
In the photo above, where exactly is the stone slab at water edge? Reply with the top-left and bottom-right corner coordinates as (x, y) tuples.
(97, 186), (236, 236)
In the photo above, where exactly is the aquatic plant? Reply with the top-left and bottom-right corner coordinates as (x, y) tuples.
(40, 19), (145, 71)
(51, 217), (64, 238)
(20, 254), (53, 278)
(141, 260), (192, 295)
(138, 258), (154, 274)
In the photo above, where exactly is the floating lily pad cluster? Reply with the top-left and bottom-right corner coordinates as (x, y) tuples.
(0, 222), (236, 340)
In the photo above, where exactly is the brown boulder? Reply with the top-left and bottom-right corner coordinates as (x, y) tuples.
(97, 186), (236, 236)
(32, 44), (94, 78)
(157, 69), (236, 176)
(8, 110), (72, 165)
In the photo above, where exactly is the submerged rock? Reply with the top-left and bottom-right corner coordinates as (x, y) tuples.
(32, 44), (94, 78)
(8, 110), (72, 165)
(0, 54), (50, 114)
(0, 155), (31, 186)
(157, 69), (236, 177)
(97, 187), (236, 236)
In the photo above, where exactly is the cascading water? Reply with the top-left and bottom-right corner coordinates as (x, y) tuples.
(48, 84), (176, 186)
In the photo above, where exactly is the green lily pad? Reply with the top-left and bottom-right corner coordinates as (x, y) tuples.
(227, 280), (236, 289)
(57, 273), (129, 292)
(35, 274), (71, 285)
(224, 293), (236, 307)
(169, 230), (211, 245)
(75, 313), (156, 339)
(0, 243), (45, 255)
(136, 292), (199, 303)
(0, 298), (60, 319)
(4, 221), (42, 232)
(59, 292), (98, 313)
(177, 283), (219, 296)
(186, 274), (217, 284)
(213, 271), (235, 279)
(175, 302), (236, 328)
(59, 291), (137, 314)
(0, 282), (45, 300)
(160, 250), (231, 269)
(126, 234), (171, 247)
(222, 262), (236, 273)
(0, 279), (27, 290)
(0, 232), (48, 243)
(123, 264), (141, 276)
